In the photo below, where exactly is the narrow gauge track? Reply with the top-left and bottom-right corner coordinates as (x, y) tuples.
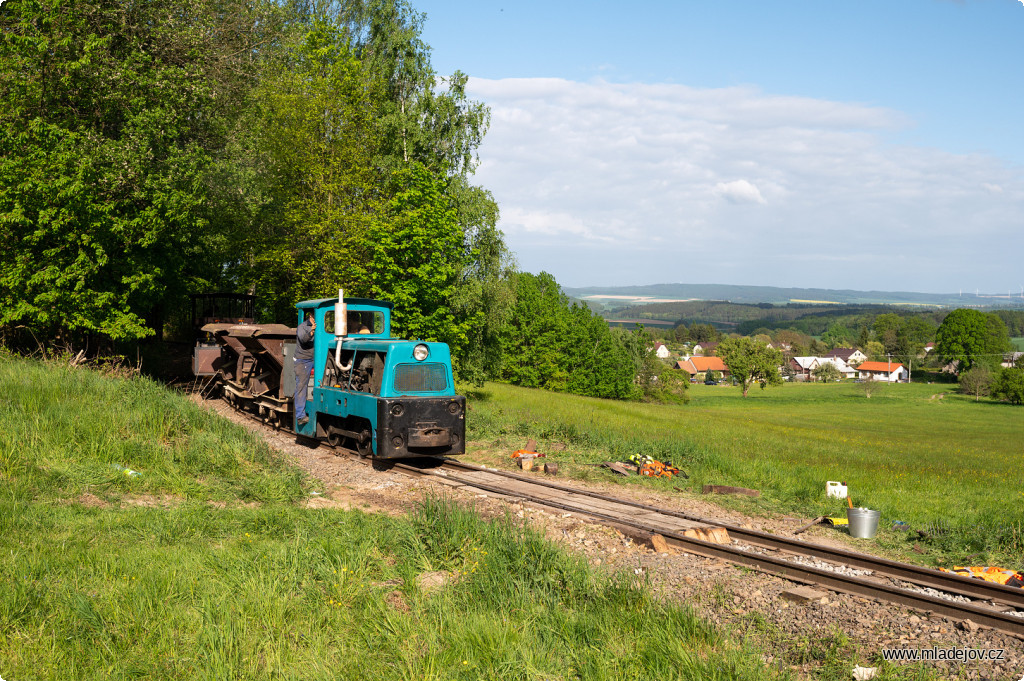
(221, 397), (1024, 638)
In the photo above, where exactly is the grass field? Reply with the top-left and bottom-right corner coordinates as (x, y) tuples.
(465, 380), (1024, 568)
(0, 355), (785, 681)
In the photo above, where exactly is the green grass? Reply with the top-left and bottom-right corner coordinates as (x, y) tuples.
(0, 354), (787, 680)
(465, 381), (1024, 568)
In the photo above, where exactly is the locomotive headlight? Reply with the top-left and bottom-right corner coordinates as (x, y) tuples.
(413, 344), (429, 361)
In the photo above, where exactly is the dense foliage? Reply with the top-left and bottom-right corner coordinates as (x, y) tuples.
(0, 0), (249, 339)
(992, 367), (1024, 405)
(0, 0), (652, 397)
(934, 309), (1010, 372)
(992, 309), (1024, 336)
(497, 273), (648, 400)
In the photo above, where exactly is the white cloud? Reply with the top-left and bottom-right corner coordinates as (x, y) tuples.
(467, 77), (1024, 291)
(713, 180), (766, 204)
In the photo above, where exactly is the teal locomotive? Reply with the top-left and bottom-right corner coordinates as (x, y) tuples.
(193, 293), (465, 459)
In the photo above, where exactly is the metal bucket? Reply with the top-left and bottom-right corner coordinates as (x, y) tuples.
(847, 507), (880, 539)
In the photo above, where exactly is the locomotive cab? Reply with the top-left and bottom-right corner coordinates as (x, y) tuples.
(293, 297), (465, 459)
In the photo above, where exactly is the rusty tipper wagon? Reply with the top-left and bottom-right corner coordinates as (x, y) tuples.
(194, 293), (466, 459)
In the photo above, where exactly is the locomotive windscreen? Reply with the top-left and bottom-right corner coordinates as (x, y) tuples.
(394, 363), (448, 392)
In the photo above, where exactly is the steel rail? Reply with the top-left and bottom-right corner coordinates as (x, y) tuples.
(436, 459), (1024, 609)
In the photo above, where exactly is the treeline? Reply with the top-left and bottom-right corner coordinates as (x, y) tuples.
(612, 300), (778, 326)
(612, 298), (1024, 341)
(993, 310), (1024, 337)
(0, 0), (663, 398)
(609, 299), (964, 337)
(0, 0), (511, 380)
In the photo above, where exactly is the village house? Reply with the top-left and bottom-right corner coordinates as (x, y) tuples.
(817, 357), (857, 380)
(856, 361), (908, 383)
(676, 356), (729, 381)
(824, 347), (867, 366)
(692, 342), (718, 356)
(653, 342), (671, 359)
(789, 356), (856, 381)
(789, 356), (818, 381)
(1002, 352), (1023, 369)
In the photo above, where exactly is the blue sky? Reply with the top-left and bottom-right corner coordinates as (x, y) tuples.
(416, 0), (1024, 294)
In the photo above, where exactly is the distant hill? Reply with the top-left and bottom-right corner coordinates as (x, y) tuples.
(564, 283), (1024, 309)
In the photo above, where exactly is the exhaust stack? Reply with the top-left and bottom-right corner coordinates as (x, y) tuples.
(334, 289), (347, 365)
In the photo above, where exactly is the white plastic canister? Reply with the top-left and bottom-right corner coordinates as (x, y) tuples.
(826, 481), (848, 499)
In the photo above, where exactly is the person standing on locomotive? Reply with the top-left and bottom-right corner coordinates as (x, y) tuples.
(294, 313), (315, 425)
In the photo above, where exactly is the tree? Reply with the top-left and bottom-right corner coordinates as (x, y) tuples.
(448, 182), (515, 384)
(217, 3), (509, 381)
(992, 368), (1024, 405)
(958, 366), (993, 402)
(356, 1), (489, 181)
(935, 309), (1010, 373)
(0, 0), (257, 341)
(776, 329), (810, 356)
(856, 325), (871, 350)
(862, 374), (879, 399)
(226, 22), (381, 321)
(716, 337), (784, 397)
(866, 341), (886, 362)
(648, 366), (689, 404)
(688, 323), (718, 344)
(358, 163), (467, 345)
(812, 362), (843, 383)
(873, 313), (902, 355)
(821, 322), (852, 348)
(496, 272), (639, 400)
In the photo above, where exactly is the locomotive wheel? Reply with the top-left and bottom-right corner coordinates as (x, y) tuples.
(356, 429), (372, 458)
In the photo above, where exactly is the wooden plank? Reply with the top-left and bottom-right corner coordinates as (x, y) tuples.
(560, 494), (655, 516)
(602, 461), (631, 476)
(680, 526), (731, 544)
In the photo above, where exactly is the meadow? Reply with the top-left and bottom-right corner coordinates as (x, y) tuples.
(0, 354), (784, 681)
(465, 380), (1024, 568)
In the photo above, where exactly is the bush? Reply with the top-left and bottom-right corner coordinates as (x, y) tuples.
(992, 367), (1024, 405)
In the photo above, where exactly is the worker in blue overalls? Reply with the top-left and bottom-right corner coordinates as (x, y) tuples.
(294, 313), (315, 426)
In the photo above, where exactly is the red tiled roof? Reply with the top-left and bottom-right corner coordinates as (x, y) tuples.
(689, 356), (727, 372)
(857, 361), (903, 372)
